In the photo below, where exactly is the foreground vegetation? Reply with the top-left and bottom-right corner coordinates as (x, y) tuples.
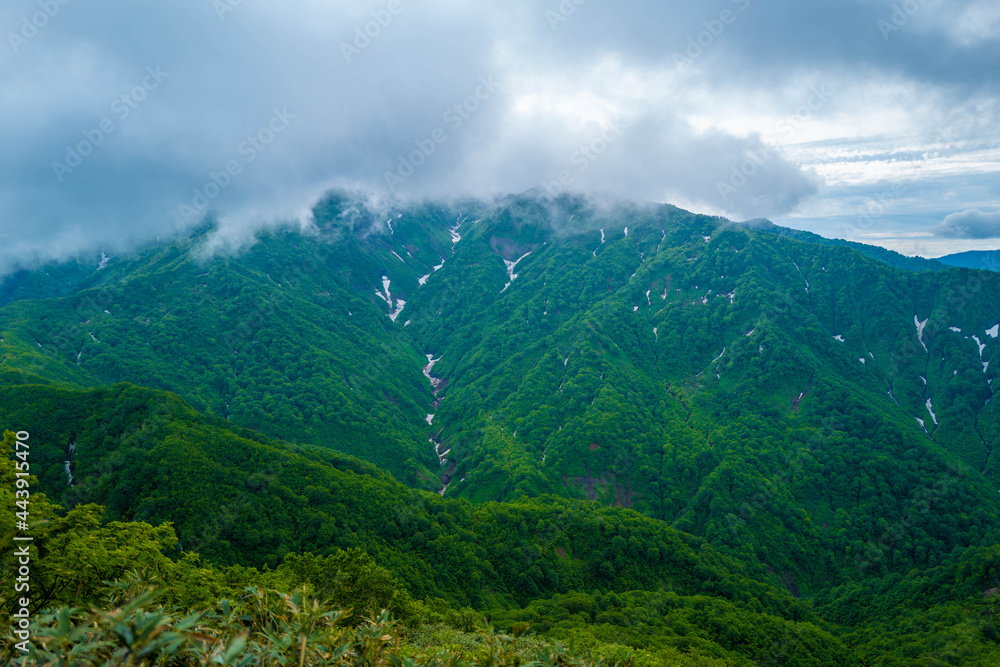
(2, 193), (999, 664)
(3, 424), (999, 665)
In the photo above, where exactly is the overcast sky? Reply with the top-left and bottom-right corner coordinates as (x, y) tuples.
(1, 0), (998, 274)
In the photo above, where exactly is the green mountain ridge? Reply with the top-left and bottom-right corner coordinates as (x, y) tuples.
(936, 249), (1000, 272)
(3, 191), (1000, 665)
(739, 219), (952, 273)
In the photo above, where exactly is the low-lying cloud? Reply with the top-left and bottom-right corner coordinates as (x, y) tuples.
(933, 208), (1000, 239)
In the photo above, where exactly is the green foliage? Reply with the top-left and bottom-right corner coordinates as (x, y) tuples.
(266, 550), (416, 624)
(2, 584), (607, 666)
(2, 192), (1000, 666)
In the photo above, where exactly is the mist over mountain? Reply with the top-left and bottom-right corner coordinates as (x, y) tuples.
(4, 0), (1000, 661)
(2, 191), (1000, 664)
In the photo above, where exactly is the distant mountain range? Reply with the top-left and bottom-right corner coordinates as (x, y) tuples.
(936, 249), (1000, 271)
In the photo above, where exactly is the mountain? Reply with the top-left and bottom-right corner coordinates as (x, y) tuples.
(937, 250), (1000, 271)
(741, 219), (951, 272)
(2, 191), (1000, 665)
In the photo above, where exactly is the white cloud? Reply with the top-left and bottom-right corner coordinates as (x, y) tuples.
(0, 0), (999, 273)
(933, 208), (1000, 239)
(949, 0), (1000, 46)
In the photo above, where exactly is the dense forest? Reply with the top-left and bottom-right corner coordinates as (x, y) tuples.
(2, 192), (999, 665)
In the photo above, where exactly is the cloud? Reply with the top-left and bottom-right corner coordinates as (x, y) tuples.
(0, 0), (997, 274)
(933, 208), (1000, 239)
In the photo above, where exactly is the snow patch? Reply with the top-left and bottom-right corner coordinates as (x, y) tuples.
(987, 325), (999, 339)
(423, 355), (443, 390)
(915, 417), (926, 431)
(593, 228), (605, 256)
(746, 328), (756, 337)
(950, 327), (962, 333)
(501, 253), (531, 292)
(703, 235), (711, 243)
(624, 226), (628, 237)
(653, 327), (658, 341)
(712, 347), (726, 363)
(375, 276), (392, 303)
(426, 414), (435, 425)
(389, 299), (406, 322)
(376, 276), (406, 321)
(833, 335), (845, 342)
(925, 399), (938, 425)
(449, 218), (464, 249)
(418, 274), (431, 286)
(860, 358), (866, 365)
(391, 251), (405, 263)
(973, 336), (986, 358)
(915, 315), (928, 352)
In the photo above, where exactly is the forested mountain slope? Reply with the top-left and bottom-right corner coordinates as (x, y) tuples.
(3, 191), (1000, 664)
(741, 220), (950, 273)
(937, 250), (1000, 271)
